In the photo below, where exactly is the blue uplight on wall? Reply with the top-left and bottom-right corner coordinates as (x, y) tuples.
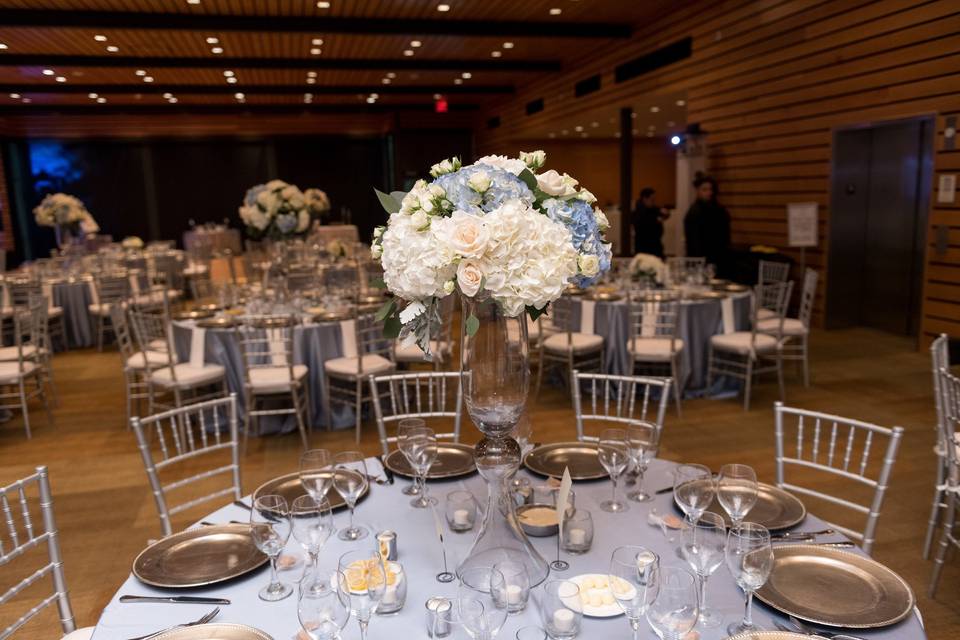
(29, 141), (83, 193)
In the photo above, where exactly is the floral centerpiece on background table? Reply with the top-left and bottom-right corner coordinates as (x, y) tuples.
(121, 236), (144, 250)
(33, 193), (100, 246)
(304, 188), (331, 218)
(238, 179), (310, 240)
(371, 150), (612, 352)
(629, 253), (665, 287)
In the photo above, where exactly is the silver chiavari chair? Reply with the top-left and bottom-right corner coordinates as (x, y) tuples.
(774, 402), (904, 556)
(0, 466), (93, 640)
(110, 305), (167, 428)
(323, 313), (396, 442)
(759, 269), (817, 387)
(923, 334), (951, 559)
(0, 301), (53, 438)
(368, 371), (462, 457)
(666, 256), (705, 285)
(189, 271), (215, 300)
(536, 297), (605, 398)
(235, 315), (310, 450)
(758, 259), (790, 284)
(571, 371), (672, 442)
(393, 296), (455, 370)
(322, 263), (360, 299)
(929, 366), (960, 596)
(89, 271), (131, 351)
(626, 295), (683, 416)
(6, 278), (66, 351)
(130, 394), (242, 537)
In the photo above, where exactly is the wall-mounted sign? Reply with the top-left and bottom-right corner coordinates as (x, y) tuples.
(938, 174), (956, 204)
(787, 202), (818, 248)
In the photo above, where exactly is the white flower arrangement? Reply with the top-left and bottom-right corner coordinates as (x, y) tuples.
(33, 193), (99, 234)
(121, 236), (144, 250)
(304, 188), (331, 216)
(238, 179), (310, 240)
(326, 238), (348, 258)
(372, 151), (611, 350)
(629, 253), (666, 284)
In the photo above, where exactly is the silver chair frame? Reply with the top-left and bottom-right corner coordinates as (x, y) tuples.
(929, 365), (960, 596)
(535, 297), (605, 398)
(572, 371), (672, 442)
(923, 333), (950, 560)
(368, 371), (463, 457)
(758, 259), (790, 284)
(0, 302), (54, 438)
(626, 296), (683, 416)
(91, 272), (131, 351)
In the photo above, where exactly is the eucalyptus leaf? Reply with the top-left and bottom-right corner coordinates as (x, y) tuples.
(465, 313), (480, 336)
(374, 189), (401, 214)
(390, 190), (409, 204)
(374, 298), (396, 322)
(383, 313), (402, 339)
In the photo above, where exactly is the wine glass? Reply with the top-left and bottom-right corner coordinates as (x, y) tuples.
(250, 494), (293, 602)
(333, 451), (369, 541)
(407, 426), (439, 508)
(339, 550), (387, 640)
(725, 522), (774, 636)
(300, 449), (334, 502)
(608, 545), (660, 640)
(298, 570), (351, 640)
(679, 511), (726, 628)
(397, 418), (426, 496)
(291, 495), (335, 594)
(646, 566), (699, 640)
(458, 566), (509, 640)
(717, 464), (759, 527)
(672, 463), (715, 523)
(598, 428), (629, 512)
(626, 423), (659, 502)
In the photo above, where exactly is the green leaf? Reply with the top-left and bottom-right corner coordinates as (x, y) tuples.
(374, 189), (401, 214)
(369, 276), (386, 289)
(390, 190), (408, 204)
(465, 313), (480, 336)
(383, 313), (402, 339)
(526, 304), (550, 321)
(374, 298), (395, 322)
(518, 168), (538, 191)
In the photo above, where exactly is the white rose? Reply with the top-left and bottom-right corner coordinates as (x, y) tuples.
(296, 209), (310, 233)
(536, 170), (579, 197)
(519, 150), (546, 170)
(594, 208), (609, 230)
(410, 209), (429, 229)
(265, 179), (287, 191)
(443, 280), (455, 295)
(371, 243), (383, 259)
(444, 211), (489, 258)
(578, 253), (600, 277)
(457, 260), (485, 297)
(467, 170), (491, 193)
(373, 226), (384, 239)
(577, 188), (597, 204)
(475, 154), (527, 175)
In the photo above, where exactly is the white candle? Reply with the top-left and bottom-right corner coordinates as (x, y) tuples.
(505, 584), (523, 605)
(453, 509), (471, 526)
(553, 608), (575, 632)
(382, 584), (397, 605)
(568, 528), (586, 545)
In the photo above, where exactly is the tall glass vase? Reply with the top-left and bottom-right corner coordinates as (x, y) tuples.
(457, 295), (550, 589)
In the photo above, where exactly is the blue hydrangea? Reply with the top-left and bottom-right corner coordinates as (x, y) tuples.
(542, 197), (611, 287)
(243, 184), (266, 208)
(432, 165), (534, 216)
(275, 212), (298, 234)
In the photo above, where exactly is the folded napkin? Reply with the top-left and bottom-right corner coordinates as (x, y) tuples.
(580, 299), (596, 334)
(41, 282), (54, 307)
(340, 319), (358, 358)
(87, 281), (101, 306)
(721, 296), (735, 334)
(189, 327), (206, 368)
(128, 274), (141, 295)
(641, 301), (660, 337)
(267, 328), (288, 366)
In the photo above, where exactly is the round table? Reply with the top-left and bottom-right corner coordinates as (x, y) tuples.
(88, 456), (924, 640)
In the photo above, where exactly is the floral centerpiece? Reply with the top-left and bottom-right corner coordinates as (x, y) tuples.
(629, 253), (665, 286)
(238, 179), (310, 240)
(121, 236), (144, 250)
(326, 238), (348, 258)
(33, 193), (100, 241)
(371, 150), (611, 350)
(304, 188), (331, 217)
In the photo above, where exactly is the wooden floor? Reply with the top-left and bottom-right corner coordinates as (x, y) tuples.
(0, 327), (957, 637)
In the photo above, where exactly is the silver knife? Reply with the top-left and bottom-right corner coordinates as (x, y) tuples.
(120, 595), (231, 605)
(772, 541), (855, 548)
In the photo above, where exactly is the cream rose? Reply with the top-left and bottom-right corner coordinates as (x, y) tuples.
(579, 253), (600, 277)
(467, 170), (492, 193)
(537, 169), (579, 197)
(457, 260), (485, 297)
(449, 213), (489, 258)
(520, 149), (546, 170)
(577, 188), (597, 204)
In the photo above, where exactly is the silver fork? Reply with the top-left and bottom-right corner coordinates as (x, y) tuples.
(126, 606), (219, 640)
(785, 615), (868, 640)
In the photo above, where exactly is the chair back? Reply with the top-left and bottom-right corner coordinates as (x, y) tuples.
(627, 298), (680, 351)
(797, 269), (818, 327)
(542, 296), (576, 345)
(571, 371), (672, 442)
(774, 402), (903, 555)
(751, 280), (793, 347)
(111, 305), (139, 365)
(189, 273), (215, 300)
(937, 367), (960, 473)
(236, 315), (298, 386)
(127, 307), (176, 373)
(931, 334), (950, 438)
(369, 371), (463, 457)
(352, 313), (393, 374)
(286, 268), (318, 293)
(6, 279), (42, 310)
(95, 272), (131, 307)
(759, 259), (790, 284)
(0, 466), (78, 639)
(11, 299), (47, 371)
(322, 263), (359, 297)
(130, 394), (241, 537)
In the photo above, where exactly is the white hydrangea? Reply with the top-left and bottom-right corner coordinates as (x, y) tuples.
(380, 211), (457, 301)
(476, 154), (528, 176)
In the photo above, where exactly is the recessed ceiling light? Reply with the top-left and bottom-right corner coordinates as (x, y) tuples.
(223, 70), (234, 77)
(168, 97), (178, 103)
(650, 106), (660, 113)
(94, 35), (107, 42)
(581, 133), (588, 138)
(676, 99), (686, 106)
(55, 76), (67, 83)
(549, 7), (561, 15)
(106, 45), (119, 52)
(461, 72), (472, 79)
(386, 72), (396, 79)
(548, 132), (556, 138)
(42, 69), (55, 76)
(614, 131), (621, 138)
(491, 50), (502, 57)
(631, 112), (637, 119)
(667, 120), (675, 127)
(646, 132), (654, 137)
(10, 93), (20, 99)
(162, 92), (172, 99)
(453, 78), (463, 85)
(234, 92), (244, 99)
(433, 93), (442, 100)
(226, 77), (237, 84)
(143, 76), (154, 83)
(437, 3), (450, 11)
(590, 121), (598, 128)
(307, 78), (316, 84)
(307, 71), (317, 78)
(411, 40), (422, 48)
(96, 97), (106, 103)
(21, 97), (31, 103)
(381, 78), (391, 84)
(310, 48), (322, 55)
(403, 49), (414, 56)
(135, 69), (146, 76)
(574, 125), (583, 132)
(312, 38), (323, 46)
(211, 47), (223, 54)
(206, 37), (219, 44)
(561, 129), (568, 135)
(187, 0), (200, 4)
(317, 1), (331, 7)
(88, 92), (98, 98)
(0, 43), (7, 50)
(366, 97), (376, 103)
(503, 42), (514, 49)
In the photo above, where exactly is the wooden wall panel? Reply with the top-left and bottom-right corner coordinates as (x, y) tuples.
(477, 0), (960, 332)
(0, 153), (13, 252)
(922, 128), (960, 347)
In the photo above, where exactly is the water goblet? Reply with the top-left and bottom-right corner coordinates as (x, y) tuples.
(598, 428), (629, 513)
(725, 522), (774, 636)
(512, 412), (533, 453)
(298, 569), (351, 640)
(679, 511), (726, 628)
(672, 463), (715, 523)
(397, 418), (426, 496)
(250, 494), (293, 602)
(339, 550), (387, 640)
(299, 449), (334, 501)
(646, 566), (700, 640)
(626, 423), (659, 502)
(333, 451), (369, 541)
(458, 566), (509, 640)
(540, 580), (582, 640)
(407, 426), (439, 508)
(717, 464), (759, 527)
(291, 495), (335, 594)
(608, 545), (659, 640)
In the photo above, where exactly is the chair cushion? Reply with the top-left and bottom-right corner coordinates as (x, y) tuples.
(710, 331), (780, 355)
(148, 339), (169, 352)
(149, 363), (225, 388)
(394, 340), (452, 362)
(126, 350), (170, 370)
(62, 627), (95, 640)
(249, 364), (308, 393)
(757, 308), (776, 320)
(0, 361), (37, 384)
(542, 332), (604, 354)
(88, 303), (115, 316)
(0, 345), (39, 361)
(48, 306), (64, 318)
(757, 317), (807, 336)
(324, 354), (395, 378)
(626, 337), (684, 362)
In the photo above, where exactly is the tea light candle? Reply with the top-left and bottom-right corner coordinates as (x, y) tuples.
(505, 584), (523, 605)
(568, 528), (586, 545)
(382, 584), (397, 605)
(453, 509), (471, 526)
(553, 608), (575, 632)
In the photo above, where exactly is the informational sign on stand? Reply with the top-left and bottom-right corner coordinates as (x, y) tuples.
(787, 202), (818, 248)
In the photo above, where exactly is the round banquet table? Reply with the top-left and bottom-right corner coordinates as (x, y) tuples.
(88, 457), (925, 640)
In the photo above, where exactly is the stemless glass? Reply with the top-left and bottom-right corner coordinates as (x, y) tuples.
(725, 522), (774, 636)
(679, 511), (726, 628)
(458, 566), (509, 640)
(407, 426), (439, 508)
(717, 464), (759, 526)
(540, 580), (582, 640)
(291, 495), (335, 594)
(626, 423), (660, 502)
(298, 570), (351, 640)
(672, 463), (715, 523)
(397, 418), (426, 496)
(608, 545), (659, 640)
(646, 566), (699, 640)
(339, 550), (387, 640)
(250, 494), (293, 602)
(597, 428), (629, 513)
(333, 451), (369, 541)
(300, 449), (334, 502)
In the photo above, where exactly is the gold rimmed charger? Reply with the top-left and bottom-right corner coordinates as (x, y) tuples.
(151, 623), (274, 639)
(133, 524), (267, 588)
(252, 471), (368, 512)
(726, 632), (808, 640)
(175, 309), (216, 321)
(724, 283), (750, 293)
(383, 443), (476, 479)
(523, 442), (607, 481)
(690, 482), (805, 531)
(755, 544), (915, 629)
(196, 317), (238, 329)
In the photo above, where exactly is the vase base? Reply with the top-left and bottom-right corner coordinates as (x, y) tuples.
(457, 545), (550, 589)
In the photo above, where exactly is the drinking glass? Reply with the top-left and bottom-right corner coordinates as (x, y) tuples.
(300, 449), (334, 501)
(493, 560), (530, 613)
(540, 580), (581, 639)
(725, 522), (774, 636)
(512, 412), (533, 452)
(446, 490), (478, 532)
(291, 495), (335, 594)
(339, 550), (387, 640)
(333, 451), (369, 541)
(608, 545), (659, 640)
(679, 511), (726, 628)
(298, 570), (351, 640)
(646, 566), (699, 640)
(561, 509), (593, 554)
(397, 418), (426, 496)
(597, 428), (629, 513)
(458, 566), (509, 640)
(717, 464), (759, 526)
(515, 627), (547, 640)
(407, 426), (439, 508)
(672, 463), (715, 523)
(250, 494), (293, 602)
(626, 423), (659, 502)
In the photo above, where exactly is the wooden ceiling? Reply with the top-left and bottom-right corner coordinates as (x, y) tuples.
(0, 1), (681, 116)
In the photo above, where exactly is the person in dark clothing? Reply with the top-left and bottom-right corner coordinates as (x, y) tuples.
(683, 174), (731, 273)
(632, 187), (670, 257)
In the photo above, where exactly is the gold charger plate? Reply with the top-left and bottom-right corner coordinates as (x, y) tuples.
(152, 623), (273, 639)
(252, 471), (368, 512)
(358, 294), (386, 305)
(313, 310), (354, 322)
(196, 317), (238, 329)
(726, 633), (808, 640)
(686, 291), (726, 301)
(133, 524), (267, 588)
(175, 309), (216, 321)
(725, 283), (750, 293)
(672, 482), (805, 531)
(755, 544), (915, 629)
(590, 291), (623, 302)
(384, 443), (477, 479)
(523, 442), (606, 481)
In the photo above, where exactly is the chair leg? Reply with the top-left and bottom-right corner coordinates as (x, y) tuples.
(801, 335), (810, 387)
(243, 390), (254, 454)
(923, 459), (947, 559)
(39, 377), (53, 426)
(354, 378), (363, 444)
(929, 490), (957, 597)
(96, 314), (104, 352)
(124, 371), (134, 428)
(322, 375), (332, 431)
(776, 353), (786, 402)
(535, 355), (545, 399)
(743, 357), (754, 412)
(670, 357), (682, 418)
(706, 346), (714, 391)
(292, 387), (309, 450)
(19, 379), (31, 439)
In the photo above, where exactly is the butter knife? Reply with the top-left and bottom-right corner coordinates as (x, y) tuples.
(377, 455), (395, 485)
(120, 595), (231, 605)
